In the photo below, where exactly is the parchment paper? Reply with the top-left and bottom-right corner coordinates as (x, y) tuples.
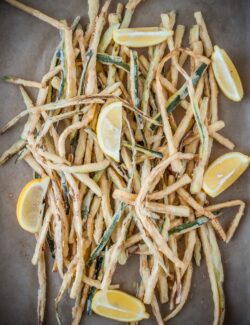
(0, 0), (249, 324)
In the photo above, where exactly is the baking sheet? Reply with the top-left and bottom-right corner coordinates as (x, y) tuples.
(0, 0), (249, 324)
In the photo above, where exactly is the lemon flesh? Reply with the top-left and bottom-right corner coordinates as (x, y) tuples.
(212, 45), (243, 102)
(91, 289), (149, 322)
(203, 152), (249, 197)
(16, 177), (50, 233)
(96, 101), (122, 162)
(113, 27), (173, 47)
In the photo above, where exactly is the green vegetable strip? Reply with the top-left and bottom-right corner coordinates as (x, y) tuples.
(168, 216), (208, 236)
(81, 170), (104, 219)
(168, 211), (221, 236)
(46, 231), (56, 259)
(71, 16), (81, 32)
(88, 202), (126, 265)
(96, 53), (130, 72)
(86, 256), (104, 315)
(189, 88), (208, 151)
(130, 50), (146, 145)
(150, 63), (208, 130)
(57, 48), (66, 100)
(79, 49), (93, 96)
(60, 172), (70, 215)
(122, 141), (163, 159)
(70, 49), (93, 153)
(33, 172), (56, 258)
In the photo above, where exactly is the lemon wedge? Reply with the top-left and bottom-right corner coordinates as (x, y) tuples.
(96, 101), (122, 162)
(16, 177), (50, 233)
(212, 45), (244, 102)
(113, 27), (173, 47)
(203, 152), (249, 197)
(91, 289), (150, 322)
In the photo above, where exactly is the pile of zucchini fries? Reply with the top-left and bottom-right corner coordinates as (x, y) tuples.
(0, 0), (246, 324)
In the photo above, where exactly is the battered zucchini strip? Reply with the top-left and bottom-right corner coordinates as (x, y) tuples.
(64, 28), (77, 99)
(155, 52), (183, 173)
(101, 213), (132, 289)
(159, 75), (189, 110)
(60, 171), (70, 215)
(85, 0), (100, 45)
(65, 174), (85, 300)
(98, 14), (120, 53)
(183, 120), (225, 146)
(51, 76), (61, 90)
(74, 173), (102, 197)
(36, 149), (70, 165)
(23, 153), (45, 176)
(37, 250), (46, 325)
(107, 167), (126, 189)
(148, 174), (191, 200)
(150, 59), (209, 130)
(93, 211), (104, 244)
(2, 76), (43, 89)
(50, 179), (69, 259)
(87, 196), (102, 241)
(0, 139), (26, 165)
(4, 0), (69, 30)
(190, 97), (209, 194)
(120, 0), (142, 29)
(44, 160), (109, 174)
(55, 257), (77, 310)
(85, 1), (111, 95)
(194, 11), (213, 57)
(205, 200), (245, 242)
(164, 263), (193, 321)
(97, 53), (130, 72)
(41, 65), (62, 87)
(130, 50), (146, 144)
(71, 263), (96, 325)
(199, 225), (225, 325)
(123, 141), (163, 159)
(81, 171), (104, 218)
(177, 188), (226, 241)
(211, 132), (235, 150)
(86, 256), (103, 315)
(141, 33), (168, 115)
(88, 202), (126, 265)
(32, 208), (53, 265)
(139, 254), (164, 325)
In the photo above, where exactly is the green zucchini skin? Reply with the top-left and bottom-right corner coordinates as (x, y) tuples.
(88, 202), (126, 265)
(96, 53), (130, 72)
(123, 141), (163, 159)
(168, 210), (221, 236)
(168, 216), (208, 235)
(33, 172), (56, 258)
(79, 49), (93, 96)
(150, 63), (208, 130)
(130, 50), (147, 145)
(46, 231), (56, 259)
(81, 170), (104, 219)
(60, 172), (70, 215)
(86, 256), (104, 315)
(57, 48), (66, 100)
